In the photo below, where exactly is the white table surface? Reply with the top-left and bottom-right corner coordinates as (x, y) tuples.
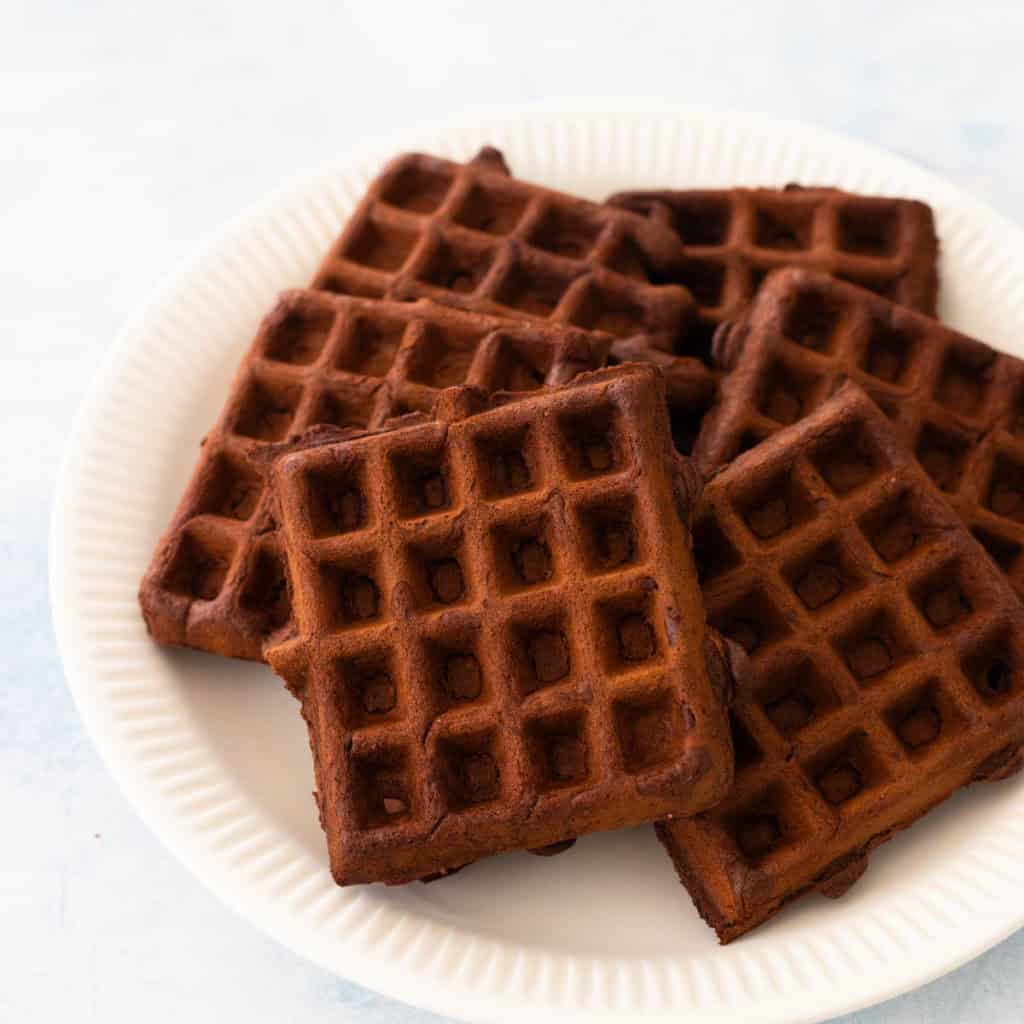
(6, 2), (1024, 1021)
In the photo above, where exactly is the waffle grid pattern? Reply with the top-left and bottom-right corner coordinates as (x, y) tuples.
(313, 150), (696, 350)
(266, 366), (732, 883)
(662, 384), (1024, 941)
(607, 187), (938, 364)
(700, 268), (1024, 599)
(139, 290), (610, 660)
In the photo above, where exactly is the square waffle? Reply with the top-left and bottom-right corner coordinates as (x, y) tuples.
(312, 148), (698, 351)
(138, 290), (610, 661)
(660, 382), (1024, 943)
(698, 267), (1024, 601)
(262, 365), (737, 884)
(607, 185), (938, 364)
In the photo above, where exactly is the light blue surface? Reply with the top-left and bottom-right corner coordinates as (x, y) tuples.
(6, 2), (1024, 1021)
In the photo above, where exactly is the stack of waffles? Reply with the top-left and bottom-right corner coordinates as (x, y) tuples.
(139, 147), (1024, 941)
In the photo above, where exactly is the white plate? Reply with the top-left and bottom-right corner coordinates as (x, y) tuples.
(51, 110), (1024, 1024)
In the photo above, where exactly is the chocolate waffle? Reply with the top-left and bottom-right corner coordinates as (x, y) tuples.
(312, 148), (697, 351)
(607, 185), (938, 364)
(262, 365), (737, 884)
(660, 382), (1024, 943)
(698, 268), (1024, 600)
(607, 337), (720, 457)
(139, 290), (610, 661)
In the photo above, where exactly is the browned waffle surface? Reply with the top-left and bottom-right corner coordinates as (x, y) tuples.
(263, 365), (736, 884)
(661, 383), (1024, 943)
(312, 148), (696, 351)
(698, 267), (1024, 600)
(608, 338), (720, 457)
(607, 186), (938, 364)
(138, 291), (611, 661)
